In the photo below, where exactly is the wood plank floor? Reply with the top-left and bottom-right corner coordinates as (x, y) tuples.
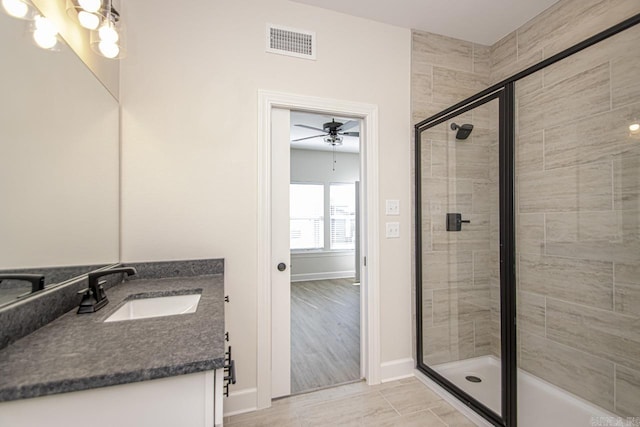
(291, 278), (360, 394)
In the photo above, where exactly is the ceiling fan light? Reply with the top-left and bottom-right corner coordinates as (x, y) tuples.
(324, 135), (343, 146)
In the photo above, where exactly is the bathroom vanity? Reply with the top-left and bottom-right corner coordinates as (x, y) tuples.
(0, 5), (229, 426)
(0, 263), (228, 427)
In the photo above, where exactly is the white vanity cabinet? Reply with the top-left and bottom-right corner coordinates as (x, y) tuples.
(0, 368), (225, 427)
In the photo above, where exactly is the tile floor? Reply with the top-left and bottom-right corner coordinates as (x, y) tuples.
(226, 377), (478, 426)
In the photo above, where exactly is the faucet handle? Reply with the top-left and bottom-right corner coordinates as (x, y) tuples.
(77, 287), (99, 314)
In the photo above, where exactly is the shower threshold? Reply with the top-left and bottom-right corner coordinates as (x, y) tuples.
(431, 356), (616, 427)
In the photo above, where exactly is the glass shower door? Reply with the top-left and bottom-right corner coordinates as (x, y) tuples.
(417, 93), (504, 421)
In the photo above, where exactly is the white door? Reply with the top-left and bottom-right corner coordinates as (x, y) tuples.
(270, 107), (291, 398)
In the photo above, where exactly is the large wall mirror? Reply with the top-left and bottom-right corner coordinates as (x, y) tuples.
(0, 8), (119, 308)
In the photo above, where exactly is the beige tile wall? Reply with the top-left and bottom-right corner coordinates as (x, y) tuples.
(413, 0), (640, 417)
(412, 30), (500, 365)
(507, 1), (640, 416)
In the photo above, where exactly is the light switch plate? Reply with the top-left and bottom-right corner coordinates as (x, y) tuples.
(386, 199), (400, 215)
(386, 222), (400, 238)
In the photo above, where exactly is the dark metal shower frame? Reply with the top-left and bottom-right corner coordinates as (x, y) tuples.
(414, 13), (640, 427)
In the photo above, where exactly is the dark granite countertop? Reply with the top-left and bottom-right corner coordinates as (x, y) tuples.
(0, 274), (225, 402)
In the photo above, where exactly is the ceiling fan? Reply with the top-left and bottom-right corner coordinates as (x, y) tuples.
(292, 119), (360, 145)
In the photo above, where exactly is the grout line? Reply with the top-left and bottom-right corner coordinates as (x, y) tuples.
(472, 43), (475, 73)
(528, 327), (616, 368)
(612, 261), (616, 313)
(377, 390), (401, 417)
(544, 296), (547, 338)
(430, 65), (434, 106)
(613, 363), (617, 412)
(542, 213), (547, 256)
(542, 128), (546, 171)
(611, 158), (615, 211)
(529, 247), (619, 264)
(429, 407), (452, 427)
(545, 294), (636, 318)
(609, 60), (613, 112)
(430, 140), (433, 178)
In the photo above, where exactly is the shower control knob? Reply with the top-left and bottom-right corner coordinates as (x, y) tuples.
(277, 263), (287, 272)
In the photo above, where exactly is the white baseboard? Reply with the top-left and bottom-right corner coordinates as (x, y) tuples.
(414, 370), (491, 427)
(291, 271), (355, 282)
(223, 387), (258, 417)
(380, 358), (415, 383)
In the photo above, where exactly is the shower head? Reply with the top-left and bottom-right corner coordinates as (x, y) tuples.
(451, 122), (474, 140)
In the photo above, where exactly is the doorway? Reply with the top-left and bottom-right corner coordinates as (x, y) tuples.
(256, 91), (381, 409)
(289, 111), (362, 394)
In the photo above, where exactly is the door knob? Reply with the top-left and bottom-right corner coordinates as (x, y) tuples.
(277, 263), (286, 272)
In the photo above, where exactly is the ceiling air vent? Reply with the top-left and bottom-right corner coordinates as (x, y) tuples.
(266, 24), (316, 60)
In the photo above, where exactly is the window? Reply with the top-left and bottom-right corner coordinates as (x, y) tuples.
(330, 183), (356, 250)
(290, 183), (324, 250)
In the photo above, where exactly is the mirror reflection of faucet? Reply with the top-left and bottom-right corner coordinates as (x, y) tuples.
(0, 274), (45, 294)
(77, 267), (137, 314)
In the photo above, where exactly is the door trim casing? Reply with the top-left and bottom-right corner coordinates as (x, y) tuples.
(257, 90), (380, 409)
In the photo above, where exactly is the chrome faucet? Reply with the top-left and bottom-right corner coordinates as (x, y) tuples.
(77, 267), (137, 314)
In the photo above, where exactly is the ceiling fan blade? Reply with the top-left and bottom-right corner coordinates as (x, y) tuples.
(340, 120), (359, 131)
(295, 124), (326, 132)
(291, 134), (326, 142)
(339, 132), (360, 137)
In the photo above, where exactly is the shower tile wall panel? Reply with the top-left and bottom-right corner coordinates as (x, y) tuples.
(489, 0), (640, 86)
(412, 29), (499, 364)
(413, 0), (640, 417)
(489, 0), (640, 416)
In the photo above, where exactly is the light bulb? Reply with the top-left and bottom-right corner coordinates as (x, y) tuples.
(33, 29), (57, 49)
(33, 16), (57, 49)
(98, 22), (119, 43)
(2, 0), (28, 18)
(78, 0), (101, 13)
(78, 10), (100, 29)
(98, 40), (119, 58)
(35, 15), (57, 33)
(630, 123), (640, 134)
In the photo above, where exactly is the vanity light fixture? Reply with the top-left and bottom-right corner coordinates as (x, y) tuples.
(89, 0), (124, 59)
(2, 0), (58, 51)
(65, 0), (124, 59)
(4, 0), (124, 58)
(1, 0), (36, 20)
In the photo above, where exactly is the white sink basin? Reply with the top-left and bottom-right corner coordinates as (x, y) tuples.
(104, 294), (201, 322)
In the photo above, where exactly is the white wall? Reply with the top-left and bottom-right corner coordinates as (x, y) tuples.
(290, 149), (359, 281)
(120, 0), (412, 410)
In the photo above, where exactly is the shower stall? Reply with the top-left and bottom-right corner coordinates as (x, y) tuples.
(415, 14), (640, 427)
